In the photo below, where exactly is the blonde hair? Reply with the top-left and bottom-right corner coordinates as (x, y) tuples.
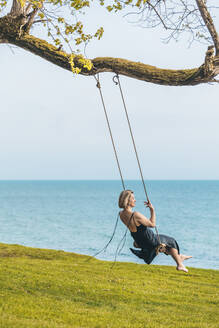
(118, 190), (133, 209)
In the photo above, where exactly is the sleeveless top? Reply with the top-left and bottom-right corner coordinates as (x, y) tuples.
(130, 212), (159, 249)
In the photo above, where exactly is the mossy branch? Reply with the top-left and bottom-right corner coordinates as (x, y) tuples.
(10, 35), (219, 86)
(0, 14), (218, 86)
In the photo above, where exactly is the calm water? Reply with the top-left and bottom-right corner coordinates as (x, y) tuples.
(0, 180), (218, 270)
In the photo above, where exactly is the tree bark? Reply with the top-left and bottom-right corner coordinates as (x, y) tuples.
(10, 0), (26, 16)
(196, 0), (219, 55)
(0, 13), (218, 86)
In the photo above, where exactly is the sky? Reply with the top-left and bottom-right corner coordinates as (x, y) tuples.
(1, 2), (219, 180)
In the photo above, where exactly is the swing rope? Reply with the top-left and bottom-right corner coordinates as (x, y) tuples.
(112, 74), (161, 245)
(112, 74), (149, 203)
(85, 75), (126, 263)
(89, 212), (120, 260)
(90, 73), (162, 262)
(94, 74), (126, 191)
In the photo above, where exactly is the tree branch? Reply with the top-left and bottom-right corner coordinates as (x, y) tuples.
(8, 33), (219, 86)
(25, 3), (33, 15)
(209, 79), (219, 83)
(10, 0), (26, 16)
(196, 0), (219, 55)
(24, 8), (38, 33)
(0, 39), (8, 43)
(147, 2), (168, 30)
(0, 13), (218, 86)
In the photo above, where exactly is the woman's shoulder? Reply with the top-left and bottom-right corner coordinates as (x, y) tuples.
(119, 210), (135, 222)
(133, 211), (150, 225)
(133, 211), (143, 219)
(120, 210), (137, 216)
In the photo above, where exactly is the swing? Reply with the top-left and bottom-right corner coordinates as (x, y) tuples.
(94, 73), (167, 259)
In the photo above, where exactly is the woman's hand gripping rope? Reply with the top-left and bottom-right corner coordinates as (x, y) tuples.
(144, 199), (167, 255)
(144, 199), (154, 210)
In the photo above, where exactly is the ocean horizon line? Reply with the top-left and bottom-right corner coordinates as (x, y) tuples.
(0, 179), (218, 182)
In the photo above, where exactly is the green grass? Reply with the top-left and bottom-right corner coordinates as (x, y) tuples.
(0, 243), (218, 328)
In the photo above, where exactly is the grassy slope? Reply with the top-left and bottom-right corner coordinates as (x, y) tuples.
(0, 243), (218, 328)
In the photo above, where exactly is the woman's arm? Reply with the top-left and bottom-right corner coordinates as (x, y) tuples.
(135, 200), (156, 228)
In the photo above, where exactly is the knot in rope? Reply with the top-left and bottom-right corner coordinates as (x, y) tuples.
(96, 81), (101, 89)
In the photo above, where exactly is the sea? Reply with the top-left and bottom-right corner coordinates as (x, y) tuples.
(0, 180), (218, 270)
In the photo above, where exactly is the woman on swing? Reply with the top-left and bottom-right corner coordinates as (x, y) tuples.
(119, 190), (192, 273)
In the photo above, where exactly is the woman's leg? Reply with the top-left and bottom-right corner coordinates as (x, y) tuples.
(167, 248), (189, 273)
(180, 254), (193, 261)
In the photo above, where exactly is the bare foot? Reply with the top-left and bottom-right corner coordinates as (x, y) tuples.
(180, 254), (192, 262)
(177, 265), (188, 273)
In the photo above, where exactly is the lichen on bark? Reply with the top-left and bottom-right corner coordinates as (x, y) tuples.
(0, 8), (218, 86)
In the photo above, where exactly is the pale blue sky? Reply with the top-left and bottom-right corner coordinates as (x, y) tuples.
(1, 3), (219, 180)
